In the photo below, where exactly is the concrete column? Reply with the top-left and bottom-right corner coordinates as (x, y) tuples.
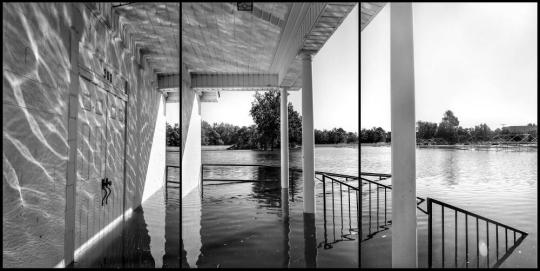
(390, 2), (417, 268)
(280, 87), (289, 190)
(301, 51), (315, 214)
(64, 4), (84, 266)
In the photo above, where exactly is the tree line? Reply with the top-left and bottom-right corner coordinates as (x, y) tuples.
(360, 110), (537, 144)
(202, 89), (359, 149)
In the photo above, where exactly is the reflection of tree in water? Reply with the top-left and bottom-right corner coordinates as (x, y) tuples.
(250, 167), (281, 205)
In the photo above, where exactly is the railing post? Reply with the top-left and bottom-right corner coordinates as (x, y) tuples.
(200, 164), (203, 197)
(442, 206), (445, 268)
(359, 178), (362, 238)
(322, 175), (328, 246)
(427, 198), (432, 268)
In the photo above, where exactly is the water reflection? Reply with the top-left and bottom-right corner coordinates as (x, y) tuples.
(303, 213), (317, 268)
(281, 188), (290, 268)
(189, 162), (358, 268)
(361, 146), (537, 268)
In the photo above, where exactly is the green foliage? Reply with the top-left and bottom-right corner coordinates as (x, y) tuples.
(166, 123), (181, 146)
(436, 110), (460, 144)
(316, 128), (359, 144)
(250, 90), (281, 150)
(288, 103), (303, 147)
(359, 127), (386, 143)
(416, 121), (438, 140)
(200, 89), (356, 149)
(412, 110), (536, 144)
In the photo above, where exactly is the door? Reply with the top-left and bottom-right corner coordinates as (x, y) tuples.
(75, 74), (127, 266)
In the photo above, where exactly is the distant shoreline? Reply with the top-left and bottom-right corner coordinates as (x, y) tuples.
(201, 143), (358, 151)
(361, 143), (390, 146)
(360, 143), (537, 150)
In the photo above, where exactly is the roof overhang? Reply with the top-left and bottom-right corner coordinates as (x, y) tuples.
(361, 2), (386, 32)
(104, 2), (179, 102)
(182, 2), (356, 102)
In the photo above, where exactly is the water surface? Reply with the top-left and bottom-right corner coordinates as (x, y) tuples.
(182, 145), (359, 268)
(361, 146), (537, 268)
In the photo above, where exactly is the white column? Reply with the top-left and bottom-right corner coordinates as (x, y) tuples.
(301, 51), (315, 214)
(281, 87), (289, 190)
(64, 6), (84, 266)
(390, 3), (417, 268)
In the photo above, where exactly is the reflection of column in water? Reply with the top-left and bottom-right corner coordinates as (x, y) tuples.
(281, 188), (290, 268)
(303, 213), (317, 268)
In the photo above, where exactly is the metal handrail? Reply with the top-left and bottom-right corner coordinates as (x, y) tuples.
(165, 165), (180, 184)
(427, 197), (528, 268)
(317, 173), (359, 250)
(360, 175), (427, 213)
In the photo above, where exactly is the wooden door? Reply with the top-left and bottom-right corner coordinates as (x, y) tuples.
(75, 75), (127, 265)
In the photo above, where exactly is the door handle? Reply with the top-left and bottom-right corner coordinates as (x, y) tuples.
(101, 178), (112, 206)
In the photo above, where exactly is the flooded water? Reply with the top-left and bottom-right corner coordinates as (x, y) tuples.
(182, 145), (359, 268)
(361, 146), (537, 268)
(74, 149), (180, 268)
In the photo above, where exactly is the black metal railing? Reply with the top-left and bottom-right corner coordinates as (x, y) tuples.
(360, 173), (426, 242)
(165, 165), (180, 201)
(314, 172), (359, 249)
(427, 197), (528, 268)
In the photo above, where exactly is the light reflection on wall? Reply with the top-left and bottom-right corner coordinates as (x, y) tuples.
(3, 2), (172, 268)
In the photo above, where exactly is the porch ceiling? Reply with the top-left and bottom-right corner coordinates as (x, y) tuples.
(182, 2), (357, 95)
(113, 2), (180, 75)
(361, 2), (386, 32)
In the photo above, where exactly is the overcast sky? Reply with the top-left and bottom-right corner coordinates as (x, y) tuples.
(361, 3), (537, 131)
(201, 4), (359, 132)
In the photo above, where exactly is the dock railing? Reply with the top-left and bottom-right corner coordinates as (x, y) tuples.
(360, 172), (528, 268)
(427, 197), (528, 268)
(314, 171), (359, 249)
(360, 172), (426, 242)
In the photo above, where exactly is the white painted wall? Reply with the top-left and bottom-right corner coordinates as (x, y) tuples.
(142, 94), (167, 202)
(181, 91), (201, 198)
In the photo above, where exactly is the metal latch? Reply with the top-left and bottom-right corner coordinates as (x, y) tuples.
(101, 178), (112, 206)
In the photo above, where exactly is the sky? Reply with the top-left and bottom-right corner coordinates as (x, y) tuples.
(166, 102), (179, 125)
(201, 4), (359, 133)
(361, 3), (537, 131)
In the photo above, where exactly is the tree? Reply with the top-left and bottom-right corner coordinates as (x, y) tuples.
(166, 123), (180, 146)
(288, 102), (302, 147)
(417, 121), (438, 140)
(249, 90), (303, 150)
(472, 123), (492, 142)
(201, 121), (212, 145)
(436, 110), (460, 144)
(250, 90), (280, 150)
(208, 129), (223, 145)
(346, 132), (358, 143)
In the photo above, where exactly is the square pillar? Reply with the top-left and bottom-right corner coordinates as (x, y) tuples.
(301, 51), (315, 214)
(390, 2), (417, 268)
(280, 87), (289, 190)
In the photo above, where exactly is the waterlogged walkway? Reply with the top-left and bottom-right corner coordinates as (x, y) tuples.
(74, 149), (180, 268)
